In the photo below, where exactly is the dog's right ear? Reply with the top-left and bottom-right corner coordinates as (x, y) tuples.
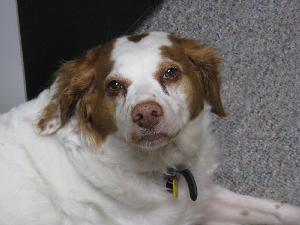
(37, 47), (100, 135)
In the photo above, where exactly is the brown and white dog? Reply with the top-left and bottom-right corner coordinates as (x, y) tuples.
(0, 32), (299, 225)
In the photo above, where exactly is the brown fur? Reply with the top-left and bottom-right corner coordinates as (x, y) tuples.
(127, 33), (149, 42)
(154, 62), (182, 95)
(240, 210), (250, 216)
(104, 76), (132, 98)
(161, 35), (226, 119)
(37, 102), (59, 131)
(38, 40), (117, 144)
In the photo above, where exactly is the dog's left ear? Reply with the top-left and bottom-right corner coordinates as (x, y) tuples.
(177, 38), (226, 117)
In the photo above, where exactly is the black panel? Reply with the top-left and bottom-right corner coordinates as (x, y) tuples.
(17, 0), (162, 99)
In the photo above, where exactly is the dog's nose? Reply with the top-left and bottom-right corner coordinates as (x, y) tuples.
(131, 101), (163, 129)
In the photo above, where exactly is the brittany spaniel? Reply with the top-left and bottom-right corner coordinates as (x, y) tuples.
(0, 32), (299, 225)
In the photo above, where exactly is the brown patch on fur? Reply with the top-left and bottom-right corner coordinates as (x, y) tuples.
(154, 62), (182, 95)
(37, 102), (59, 131)
(104, 76), (132, 98)
(160, 35), (226, 119)
(275, 204), (281, 209)
(160, 39), (205, 119)
(127, 33), (149, 42)
(275, 202), (285, 209)
(38, 40), (117, 144)
(155, 63), (182, 83)
(240, 210), (250, 216)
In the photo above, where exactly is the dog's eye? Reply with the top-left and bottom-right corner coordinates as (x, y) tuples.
(162, 68), (180, 80)
(106, 80), (123, 95)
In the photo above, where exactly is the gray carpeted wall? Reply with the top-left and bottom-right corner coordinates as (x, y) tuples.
(136, 0), (300, 205)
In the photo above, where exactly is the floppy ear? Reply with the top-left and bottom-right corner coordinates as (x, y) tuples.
(37, 47), (100, 135)
(178, 38), (226, 117)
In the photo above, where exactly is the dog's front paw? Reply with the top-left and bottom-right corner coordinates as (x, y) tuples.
(204, 223), (241, 225)
(276, 203), (300, 225)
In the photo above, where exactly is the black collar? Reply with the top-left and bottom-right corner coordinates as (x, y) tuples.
(165, 167), (198, 201)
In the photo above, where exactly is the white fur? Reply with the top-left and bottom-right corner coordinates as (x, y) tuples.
(0, 32), (299, 225)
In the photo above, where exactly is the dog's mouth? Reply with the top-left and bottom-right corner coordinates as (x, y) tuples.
(131, 131), (172, 149)
(140, 133), (168, 141)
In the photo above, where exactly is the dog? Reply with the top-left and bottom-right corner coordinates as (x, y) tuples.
(0, 32), (299, 225)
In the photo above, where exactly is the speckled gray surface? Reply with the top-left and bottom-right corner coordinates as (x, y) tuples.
(136, 0), (300, 205)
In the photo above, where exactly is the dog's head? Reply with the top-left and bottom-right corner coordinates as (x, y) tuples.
(37, 32), (225, 150)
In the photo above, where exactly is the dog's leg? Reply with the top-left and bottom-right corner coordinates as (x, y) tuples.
(203, 186), (300, 225)
(205, 223), (241, 225)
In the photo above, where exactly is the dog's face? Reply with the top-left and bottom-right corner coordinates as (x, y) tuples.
(37, 32), (225, 150)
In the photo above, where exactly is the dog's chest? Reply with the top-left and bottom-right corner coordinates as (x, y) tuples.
(65, 193), (190, 225)
(60, 167), (194, 225)
(56, 126), (206, 225)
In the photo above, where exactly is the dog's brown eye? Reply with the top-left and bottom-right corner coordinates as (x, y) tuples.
(163, 68), (179, 80)
(106, 80), (123, 95)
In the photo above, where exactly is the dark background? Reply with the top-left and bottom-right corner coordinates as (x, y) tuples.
(17, 0), (162, 100)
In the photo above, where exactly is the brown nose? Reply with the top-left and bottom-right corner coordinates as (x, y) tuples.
(131, 101), (163, 129)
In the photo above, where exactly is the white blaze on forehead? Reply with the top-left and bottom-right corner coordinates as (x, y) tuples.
(110, 32), (171, 81)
